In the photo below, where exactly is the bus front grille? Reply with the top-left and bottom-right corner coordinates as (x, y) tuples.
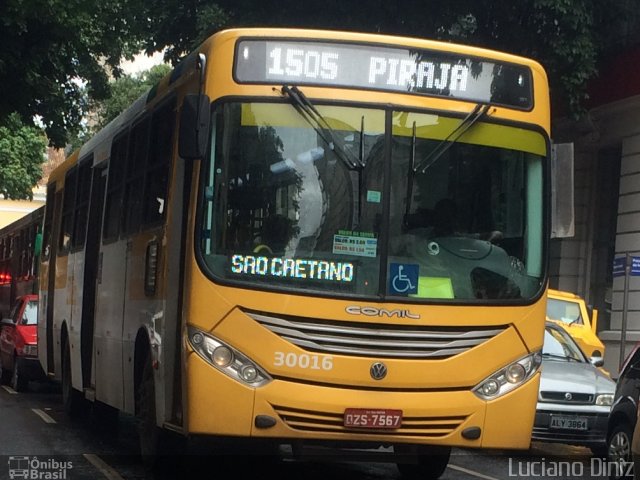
(272, 404), (466, 437)
(247, 311), (506, 359)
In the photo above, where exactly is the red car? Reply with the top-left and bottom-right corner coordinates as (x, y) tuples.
(0, 294), (43, 391)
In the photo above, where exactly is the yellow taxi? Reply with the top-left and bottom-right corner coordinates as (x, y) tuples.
(546, 289), (605, 358)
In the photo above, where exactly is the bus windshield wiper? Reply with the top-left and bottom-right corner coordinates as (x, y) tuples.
(414, 103), (492, 174)
(281, 85), (363, 169)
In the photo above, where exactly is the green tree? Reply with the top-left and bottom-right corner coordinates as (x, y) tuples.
(0, 0), (148, 147)
(93, 64), (172, 130)
(0, 114), (46, 200)
(142, 0), (630, 118)
(1, 0), (633, 155)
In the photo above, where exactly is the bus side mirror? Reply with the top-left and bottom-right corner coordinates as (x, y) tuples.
(550, 142), (575, 238)
(179, 94), (211, 160)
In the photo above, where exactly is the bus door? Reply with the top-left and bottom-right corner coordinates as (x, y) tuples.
(82, 165), (106, 388)
(94, 132), (129, 409)
(42, 187), (62, 376)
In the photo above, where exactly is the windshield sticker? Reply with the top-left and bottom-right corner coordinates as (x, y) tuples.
(333, 231), (377, 258)
(388, 263), (419, 295)
(366, 190), (382, 203)
(230, 255), (354, 283)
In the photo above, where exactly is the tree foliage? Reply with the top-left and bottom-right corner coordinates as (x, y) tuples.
(0, 0), (147, 147)
(0, 0), (633, 154)
(143, 0), (629, 117)
(0, 114), (46, 200)
(93, 64), (172, 130)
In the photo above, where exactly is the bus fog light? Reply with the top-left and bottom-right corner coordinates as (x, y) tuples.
(240, 365), (258, 382)
(212, 346), (233, 367)
(505, 363), (526, 383)
(192, 333), (204, 345)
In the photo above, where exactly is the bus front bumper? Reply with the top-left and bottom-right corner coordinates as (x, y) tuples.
(186, 353), (540, 450)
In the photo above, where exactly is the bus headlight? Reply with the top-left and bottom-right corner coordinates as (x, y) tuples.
(473, 351), (541, 400)
(187, 326), (271, 387)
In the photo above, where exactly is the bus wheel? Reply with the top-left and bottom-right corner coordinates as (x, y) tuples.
(11, 356), (28, 392)
(395, 444), (451, 479)
(62, 340), (85, 417)
(0, 362), (10, 384)
(136, 352), (160, 463)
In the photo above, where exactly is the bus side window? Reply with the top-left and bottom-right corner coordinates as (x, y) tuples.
(103, 132), (129, 241)
(58, 167), (77, 254)
(143, 99), (176, 226)
(72, 158), (92, 250)
(123, 117), (150, 235)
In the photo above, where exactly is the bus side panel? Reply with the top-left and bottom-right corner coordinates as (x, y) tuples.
(94, 240), (127, 409)
(121, 231), (165, 416)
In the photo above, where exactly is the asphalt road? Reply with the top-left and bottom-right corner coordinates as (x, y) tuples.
(0, 380), (622, 480)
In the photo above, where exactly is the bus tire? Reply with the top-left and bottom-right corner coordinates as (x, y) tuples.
(136, 352), (160, 464)
(11, 355), (28, 392)
(395, 444), (451, 479)
(0, 361), (10, 384)
(62, 339), (85, 417)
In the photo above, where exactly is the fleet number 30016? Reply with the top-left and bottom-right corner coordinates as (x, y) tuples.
(274, 352), (334, 370)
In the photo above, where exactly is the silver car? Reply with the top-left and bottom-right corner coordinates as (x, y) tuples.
(532, 322), (615, 455)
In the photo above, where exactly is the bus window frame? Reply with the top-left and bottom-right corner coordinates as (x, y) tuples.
(194, 97), (551, 305)
(122, 116), (152, 236)
(70, 155), (93, 253)
(102, 130), (130, 244)
(140, 96), (178, 229)
(58, 166), (78, 257)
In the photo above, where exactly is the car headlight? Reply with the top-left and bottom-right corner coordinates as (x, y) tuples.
(595, 394), (614, 406)
(473, 351), (542, 400)
(187, 326), (271, 387)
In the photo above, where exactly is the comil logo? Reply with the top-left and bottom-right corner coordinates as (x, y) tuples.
(8, 456), (73, 479)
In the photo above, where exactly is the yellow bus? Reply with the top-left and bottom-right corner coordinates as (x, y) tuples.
(38, 27), (550, 477)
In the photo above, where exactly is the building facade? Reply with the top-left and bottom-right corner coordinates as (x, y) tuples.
(553, 45), (640, 376)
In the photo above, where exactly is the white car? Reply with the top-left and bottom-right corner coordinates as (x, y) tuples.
(532, 322), (615, 455)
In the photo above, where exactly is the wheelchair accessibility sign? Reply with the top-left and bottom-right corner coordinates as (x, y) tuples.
(389, 263), (419, 295)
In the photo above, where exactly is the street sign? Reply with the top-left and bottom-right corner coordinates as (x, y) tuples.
(631, 256), (640, 276)
(613, 256), (626, 278)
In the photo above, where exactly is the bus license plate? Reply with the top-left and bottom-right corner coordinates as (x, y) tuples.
(550, 415), (588, 431)
(344, 408), (402, 429)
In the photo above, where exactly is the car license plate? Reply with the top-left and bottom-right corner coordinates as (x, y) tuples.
(344, 408), (402, 429)
(550, 415), (588, 431)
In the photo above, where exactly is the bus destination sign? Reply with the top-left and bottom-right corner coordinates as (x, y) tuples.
(234, 39), (533, 109)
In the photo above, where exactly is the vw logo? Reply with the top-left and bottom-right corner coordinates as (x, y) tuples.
(564, 392), (573, 401)
(370, 362), (387, 380)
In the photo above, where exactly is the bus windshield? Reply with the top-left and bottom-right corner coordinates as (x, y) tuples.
(198, 101), (546, 302)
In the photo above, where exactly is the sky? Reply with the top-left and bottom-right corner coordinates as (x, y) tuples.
(120, 51), (166, 75)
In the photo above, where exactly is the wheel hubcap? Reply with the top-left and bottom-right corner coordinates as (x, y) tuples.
(609, 431), (630, 463)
